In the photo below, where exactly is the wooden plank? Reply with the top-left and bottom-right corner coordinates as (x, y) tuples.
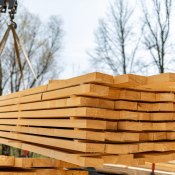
(48, 72), (113, 91)
(150, 113), (173, 121)
(118, 154), (134, 164)
(108, 89), (142, 101)
(14, 158), (52, 168)
(44, 84), (109, 100)
(148, 73), (175, 84)
(0, 156), (14, 166)
(115, 101), (137, 110)
(141, 92), (156, 101)
(106, 121), (118, 130)
(0, 139), (104, 168)
(105, 144), (129, 154)
(0, 94), (42, 107)
(153, 102), (173, 111)
(119, 90), (141, 100)
(121, 111), (150, 121)
(154, 132), (167, 140)
(142, 123), (154, 131)
(128, 144), (139, 153)
(0, 99), (105, 114)
(167, 132), (175, 140)
(124, 158), (140, 166)
(136, 152), (174, 163)
(18, 99), (67, 111)
(139, 132), (167, 141)
(0, 125), (105, 141)
(118, 121), (142, 131)
(133, 73), (175, 92)
(114, 74), (147, 88)
(105, 143), (139, 154)
(138, 112), (150, 120)
(0, 105), (18, 112)
(154, 142), (175, 151)
(153, 123), (175, 131)
(18, 94), (42, 104)
(135, 157), (145, 165)
(99, 99), (114, 109)
(0, 85), (47, 101)
(0, 119), (107, 130)
(102, 155), (119, 164)
(137, 103), (152, 111)
(139, 122), (175, 131)
(137, 143), (154, 152)
(0, 131), (105, 153)
(105, 132), (139, 142)
(102, 154), (133, 164)
(156, 93), (174, 102)
(0, 138), (104, 167)
(0, 107), (120, 120)
(108, 88), (120, 99)
(0, 98), (18, 107)
(139, 133), (154, 141)
(53, 160), (79, 168)
(119, 111), (138, 120)
(67, 96), (114, 109)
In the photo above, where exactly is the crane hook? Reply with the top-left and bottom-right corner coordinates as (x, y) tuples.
(9, 11), (17, 29)
(10, 19), (17, 29)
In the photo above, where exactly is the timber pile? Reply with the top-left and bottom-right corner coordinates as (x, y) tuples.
(0, 156), (87, 175)
(1, 72), (175, 167)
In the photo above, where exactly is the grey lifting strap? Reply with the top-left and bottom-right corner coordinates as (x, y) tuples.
(0, 25), (40, 90)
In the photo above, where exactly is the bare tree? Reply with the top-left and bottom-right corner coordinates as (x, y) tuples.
(0, 9), (63, 94)
(0, 8), (64, 156)
(88, 0), (142, 75)
(140, 0), (173, 73)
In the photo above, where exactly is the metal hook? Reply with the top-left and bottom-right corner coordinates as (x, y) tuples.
(10, 20), (17, 29)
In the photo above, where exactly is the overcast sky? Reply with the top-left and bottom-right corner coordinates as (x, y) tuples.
(22, 0), (110, 79)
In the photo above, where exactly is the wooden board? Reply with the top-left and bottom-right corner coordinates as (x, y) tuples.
(115, 101), (137, 110)
(0, 125), (105, 141)
(153, 102), (174, 111)
(135, 73), (175, 92)
(102, 154), (133, 164)
(136, 152), (175, 163)
(14, 158), (52, 168)
(43, 84), (109, 100)
(118, 121), (142, 131)
(0, 137), (104, 167)
(0, 85), (47, 101)
(0, 156), (14, 166)
(0, 107), (120, 120)
(48, 72), (114, 91)
(114, 74), (147, 88)
(0, 118), (107, 130)
(139, 132), (167, 141)
(0, 131), (105, 153)
(105, 132), (139, 142)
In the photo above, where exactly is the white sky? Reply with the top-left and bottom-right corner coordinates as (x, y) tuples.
(22, 0), (110, 79)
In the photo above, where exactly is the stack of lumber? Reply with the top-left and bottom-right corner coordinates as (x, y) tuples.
(0, 156), (87, 175)
(2, 72), (175, 167)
